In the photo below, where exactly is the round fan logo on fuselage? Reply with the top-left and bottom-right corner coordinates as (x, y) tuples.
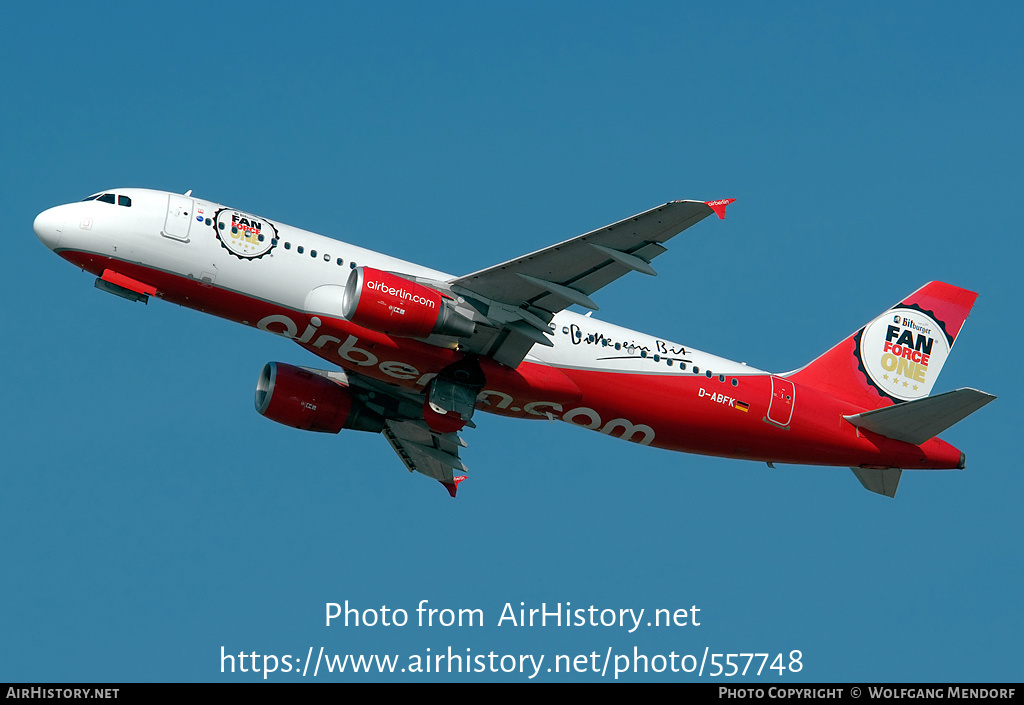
(859, 307), (949, 401)
(214, 209), (277, 259)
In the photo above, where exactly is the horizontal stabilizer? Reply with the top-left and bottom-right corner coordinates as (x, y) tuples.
(851, 467), (902, 498)
(844, 388), (996, 446)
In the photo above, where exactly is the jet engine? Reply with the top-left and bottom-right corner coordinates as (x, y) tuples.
(255, 362), (385, 434)
(342, 267), (475, 339)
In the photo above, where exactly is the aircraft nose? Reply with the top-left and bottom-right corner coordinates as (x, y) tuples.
(34, 206), (65, 250)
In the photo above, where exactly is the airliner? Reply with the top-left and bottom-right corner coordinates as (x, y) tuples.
(34, 188), (995, 497)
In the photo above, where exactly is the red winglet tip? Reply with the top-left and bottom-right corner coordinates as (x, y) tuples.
(705, 198), (736, 219)
(441, 475), (468, 498)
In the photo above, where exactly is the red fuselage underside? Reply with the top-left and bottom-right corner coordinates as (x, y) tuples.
(61, 249), (963, 471)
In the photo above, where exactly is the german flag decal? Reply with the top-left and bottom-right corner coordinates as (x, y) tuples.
(735, 400), (750, 413)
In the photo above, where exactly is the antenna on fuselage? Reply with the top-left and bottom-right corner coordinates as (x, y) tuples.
(184, 189), (192, 196)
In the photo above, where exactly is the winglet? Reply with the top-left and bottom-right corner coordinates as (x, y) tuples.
(705, 198), (736, 219)
(441, 475), (468, 498)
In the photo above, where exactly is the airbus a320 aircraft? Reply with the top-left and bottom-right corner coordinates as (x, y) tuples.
(35, 189), (995, 497)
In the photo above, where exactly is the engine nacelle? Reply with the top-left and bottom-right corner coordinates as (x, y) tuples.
(254, 362), (385, 434)
(342, 267), (475, 339)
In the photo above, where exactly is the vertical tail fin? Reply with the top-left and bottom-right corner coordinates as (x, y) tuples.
(787, 282), (978, 410)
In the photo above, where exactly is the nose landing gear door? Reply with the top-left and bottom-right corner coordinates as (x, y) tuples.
(163, 194), (194, 241)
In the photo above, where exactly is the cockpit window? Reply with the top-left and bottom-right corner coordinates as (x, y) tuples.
(80, 192), (131, 206)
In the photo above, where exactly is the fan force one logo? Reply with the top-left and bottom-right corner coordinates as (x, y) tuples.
(859, 307), (950, 401)
(214, 209), (278, 259)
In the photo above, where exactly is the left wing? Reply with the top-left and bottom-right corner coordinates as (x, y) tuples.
(383, 419), (468, 497)
(448, 199), (733, 366)
(341, 370), (471, 496)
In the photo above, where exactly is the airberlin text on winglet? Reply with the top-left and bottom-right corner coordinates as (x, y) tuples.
(704, 198), (736, 219)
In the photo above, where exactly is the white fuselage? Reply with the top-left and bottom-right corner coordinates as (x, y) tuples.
(36, 188), (761, 382)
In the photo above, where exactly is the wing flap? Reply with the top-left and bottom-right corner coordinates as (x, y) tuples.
(383, 419), (467, 485)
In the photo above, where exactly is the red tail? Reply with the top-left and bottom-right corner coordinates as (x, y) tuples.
(787, 282), (978, 410)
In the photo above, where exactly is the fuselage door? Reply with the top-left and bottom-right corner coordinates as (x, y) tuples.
(163, 194), (194, 241)
(766, 376), (795, 428)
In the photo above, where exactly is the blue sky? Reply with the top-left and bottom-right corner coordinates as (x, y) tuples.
(2, 2), (1020, 682)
